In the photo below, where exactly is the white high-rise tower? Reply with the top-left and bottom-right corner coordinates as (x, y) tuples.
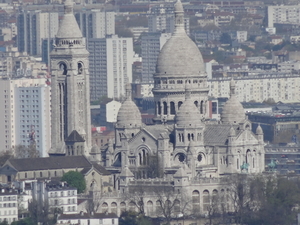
(49, 0), (91, 156)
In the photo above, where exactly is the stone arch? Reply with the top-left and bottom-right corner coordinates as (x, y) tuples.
(113, 152), (122, 167)
(157, 102), (161, 115)
(170, 101), (176, 115)
(147, 201), (153, 216)
(200, 100), (204, 114)
(192, 190), (200, 214)
(58, 62), (67, 75)
(178, 101), (183, 109)
(77, 61), (84, 74)
(203, 190), (210, 209)
(120, 202), (126, 212)
(111, 202), (117, 214)
(129, 201), (136, 212)
(174, 152), (186, 163)
(194, 101), (198, 108)
(246, 149), (251, 164)
(156, 200), (161, 215)
(163, 102), (167, 115)
(101, 202), (108, 213)
(174, 199), (180, 213)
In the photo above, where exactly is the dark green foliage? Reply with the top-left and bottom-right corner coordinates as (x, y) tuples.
(220, 33), (232, 45)
(228, 175), (300, 225)
(119, 211), (152, 225)
(0, 221), (9, 225)
(61, 171), (86, 193)
(11, 218), (34, 225)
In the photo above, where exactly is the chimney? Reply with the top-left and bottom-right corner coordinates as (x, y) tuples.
(80, 211), (84, 216)
(91, 211), (94, 216)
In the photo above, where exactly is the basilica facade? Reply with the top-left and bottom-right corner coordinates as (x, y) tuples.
(101, 0), (265, 179)
(96, 0), (265, 216)
(49, 0), (265, 217)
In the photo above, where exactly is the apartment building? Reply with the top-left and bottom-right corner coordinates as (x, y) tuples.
(75, 10), (115, 39)
(141, 32), (171, 83)
(88, 35), (133, 100)
(17, 10), (59, 56)
(267, 5), (300, 28)
(0, 189), (18, 223)
(0, 78), (51, 156)
(209, 74), (300, 103)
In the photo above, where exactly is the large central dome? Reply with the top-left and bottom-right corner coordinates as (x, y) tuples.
(155, 0), (205, 77)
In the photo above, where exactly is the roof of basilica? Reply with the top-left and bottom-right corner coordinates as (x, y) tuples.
(56, 0), (82, 39)
(204, 124), (241, 145)
(154, 0), (205, 78)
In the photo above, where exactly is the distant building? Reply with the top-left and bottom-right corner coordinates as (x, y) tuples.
(209, 74), (300, 103)
(17, 11), (59, 56)
(75, 10), (115, 39)
(88, 35), (134, 100)
(267, 5), (300, 28)
(265, 143), (300, 175)
(141, 33), (171, 83)
(57, 212), (119, 225)
(0, 78), (51, 156)
(0, 188), (18, 223)
(148, 14), (190, 35)
(98, 100), (122, 127)
(248, 111), (300, 142)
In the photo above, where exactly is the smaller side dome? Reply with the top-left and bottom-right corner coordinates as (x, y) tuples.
(116, 84), (142, 128)
(256, 124), (263, 135)
(221, 78), (245, 124)
(175, 87), (203, 127)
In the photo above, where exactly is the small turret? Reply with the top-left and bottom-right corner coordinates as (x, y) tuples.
(256, 124), (264, 144)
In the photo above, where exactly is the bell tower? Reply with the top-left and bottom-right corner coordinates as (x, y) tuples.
(49, 0), (91, 156)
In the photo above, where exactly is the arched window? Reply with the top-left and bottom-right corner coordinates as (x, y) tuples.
(157, 102), (161, 115)
(147, 201), (153, 216)
(188, 133), (191, 141)
(111, 202), (117, 214)
(174, 199), (180, 213)
(194, 101), (198, 108)
(178, 134), (181, 142)
(120, 202), (126, 212)
(246, 149), (251, 164)
(200, 101), (204, 114)
(237, 158), (239, 170)
(192, 190), (200, 214)
(163, 102), (167, 115)
(101, 203), (108, 213)
(203, 190), (210, 210)
(191, 133), (194, 141)
(170, 102), (175, 115)
(175, 153), (185, 163)
(178, 101), (183, 109)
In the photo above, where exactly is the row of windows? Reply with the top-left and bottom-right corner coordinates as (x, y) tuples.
(0, 203), (16, 208)
(49, 191), (76, 197)
(0, 197), (17, 201)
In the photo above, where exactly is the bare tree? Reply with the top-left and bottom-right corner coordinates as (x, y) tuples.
(85, 191), (103, 214)
(123, 185), (147, 215)
(14, 144), (39, 158)
(153, 185), (192, 225)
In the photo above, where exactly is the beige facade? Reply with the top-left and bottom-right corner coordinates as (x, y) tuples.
(208, 74), (300, 102)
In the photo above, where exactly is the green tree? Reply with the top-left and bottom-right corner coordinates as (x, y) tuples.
(61, 171), (86, 193)
(220, 33), (232, 45)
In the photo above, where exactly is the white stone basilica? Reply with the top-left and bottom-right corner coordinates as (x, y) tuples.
(49, 0), (265, 216)
(99, 0), (265, 178)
